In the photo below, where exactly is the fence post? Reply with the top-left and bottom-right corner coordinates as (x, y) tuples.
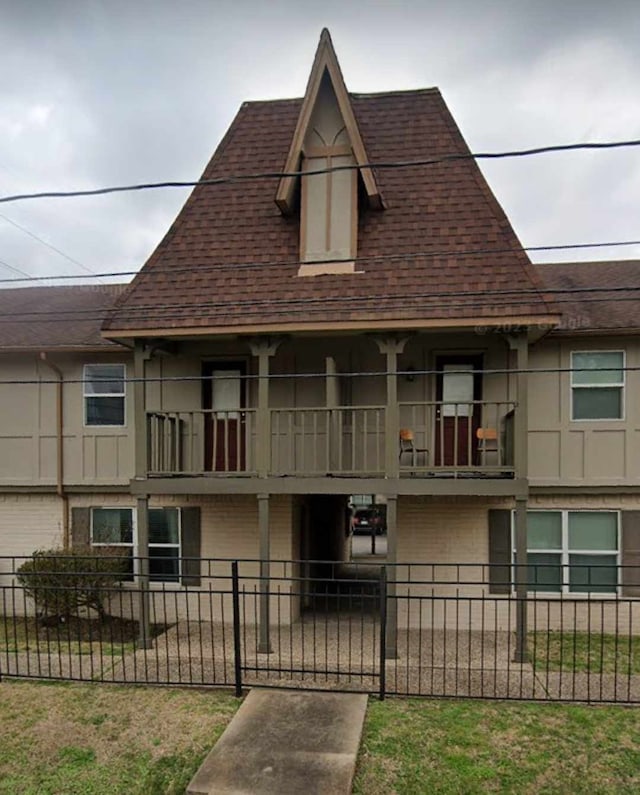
(231, 560), (243, 698)
(379, 565), (387, 701)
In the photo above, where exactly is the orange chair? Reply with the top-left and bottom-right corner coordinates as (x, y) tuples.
(476, 427), (498, 464)
(399, 428), (428, 467)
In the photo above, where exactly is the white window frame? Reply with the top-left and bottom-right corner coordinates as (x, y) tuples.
(83, 363), (127, 428)
(570, 350), (625, 422)
(90, 506), (182, 583)
(512, 509), (620, 596)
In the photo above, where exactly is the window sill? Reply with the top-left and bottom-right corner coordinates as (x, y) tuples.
(297, 261), (362, 277)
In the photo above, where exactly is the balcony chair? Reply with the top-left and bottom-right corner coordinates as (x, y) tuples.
(476, 427), (499, 465)
(399, 428), (429, 468)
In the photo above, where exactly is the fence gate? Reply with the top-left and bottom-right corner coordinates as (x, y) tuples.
(231, 562), (385, 695)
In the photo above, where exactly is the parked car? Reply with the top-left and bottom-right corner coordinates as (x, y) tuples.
(351, 508), (386, 535)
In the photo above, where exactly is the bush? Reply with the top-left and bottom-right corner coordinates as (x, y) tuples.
(16, 547), (129, 621)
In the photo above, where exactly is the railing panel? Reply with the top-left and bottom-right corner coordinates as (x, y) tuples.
(146, 402), (513, 478)
(399, 400), (517, 475)
(147, 410), (257, 476)
(270, 406), (385, 476)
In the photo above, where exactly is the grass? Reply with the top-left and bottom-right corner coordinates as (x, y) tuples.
(530, 631), (640, 675)
(354, 698), (640, 794)
(3, 681), (640, 794)
(0, 680), (239, 795)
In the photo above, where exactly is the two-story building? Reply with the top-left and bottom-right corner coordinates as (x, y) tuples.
(2, 31), (639, 651)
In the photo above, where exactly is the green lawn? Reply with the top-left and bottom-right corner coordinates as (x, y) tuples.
(3, 681), (640, 794)
(530, 631), (640, 675)
(355, 698), (640, 794)
(0, 681), (238, 795)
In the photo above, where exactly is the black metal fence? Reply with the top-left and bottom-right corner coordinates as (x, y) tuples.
(1, 556), (639, 703)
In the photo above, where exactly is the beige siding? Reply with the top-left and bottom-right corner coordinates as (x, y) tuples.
(529, 337), (640, 486)
(0, 352), (134, 487)
(396, 495), (640, 631)
(71, 493), (296, 624)
(0, 494), (64, 575)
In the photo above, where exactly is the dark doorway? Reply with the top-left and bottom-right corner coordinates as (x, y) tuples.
(434, 354), (483, 467)
(202, 361), (247, 472)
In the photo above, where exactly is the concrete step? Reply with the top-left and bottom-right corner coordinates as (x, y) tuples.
(187, 688), (368, 795)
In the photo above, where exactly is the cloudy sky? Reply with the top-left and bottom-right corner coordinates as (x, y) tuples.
(0, 0), (638, 285)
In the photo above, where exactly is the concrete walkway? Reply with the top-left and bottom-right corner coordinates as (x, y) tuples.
(187, 689), (368, 795)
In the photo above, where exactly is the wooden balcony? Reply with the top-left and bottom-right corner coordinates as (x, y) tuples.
(146, 401), (516, 479)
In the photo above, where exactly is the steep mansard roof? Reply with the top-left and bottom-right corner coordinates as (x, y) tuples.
(1, 260), (639, 348)
(102, 86), (557, 336)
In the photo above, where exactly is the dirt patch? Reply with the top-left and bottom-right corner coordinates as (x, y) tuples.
(2, 614), (169, 647)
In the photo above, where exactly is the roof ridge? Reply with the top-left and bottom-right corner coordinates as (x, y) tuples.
(536, 259), (640, 268)
(241, 87), (442, 108)
(351, 87), (441, 99)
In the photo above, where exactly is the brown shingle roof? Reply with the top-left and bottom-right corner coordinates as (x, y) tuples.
(535, 260), (640, 335)
(103, 89), (556, 335)
(0, 284), (126, 351)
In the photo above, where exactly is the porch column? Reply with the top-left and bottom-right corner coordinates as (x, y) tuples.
(509, 333), (529, 663)
(385, 495), (398, 658)
(248, 338), (281, 656)
(133, 340), (149, 480)
(326, 356), (340, 472)
(375, 335), (410, 479)
(257, 493), (272, 653)
(136, 496), (152, 649)
(133, 341), (152, 648)
(248, 337), (282, 477)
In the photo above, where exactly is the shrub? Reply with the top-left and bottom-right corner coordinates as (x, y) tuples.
(16, 547), (129, 621)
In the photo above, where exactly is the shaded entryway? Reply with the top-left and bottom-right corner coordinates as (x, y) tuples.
(298, 494), (381, 614)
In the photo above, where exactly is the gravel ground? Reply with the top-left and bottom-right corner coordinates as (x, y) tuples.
(4, 615), (640, 702)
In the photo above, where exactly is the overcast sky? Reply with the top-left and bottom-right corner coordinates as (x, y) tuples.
(1, 0), (639, 285)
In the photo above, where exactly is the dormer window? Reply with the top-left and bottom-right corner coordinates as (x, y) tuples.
(275, 29), (383, 277)
(300, 74), (357, 270)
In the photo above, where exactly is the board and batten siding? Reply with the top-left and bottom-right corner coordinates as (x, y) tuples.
(528, 336), (640, 486)
(0, 353), (134, 487)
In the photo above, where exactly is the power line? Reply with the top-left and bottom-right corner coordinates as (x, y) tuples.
(1, 138), (639, 206)
(0, 212), (102, 281)
(5, 280), (640, 324)
(0, 257), (33, 279)
(0, 238), (638, 286)
(2, 363), (640, 386)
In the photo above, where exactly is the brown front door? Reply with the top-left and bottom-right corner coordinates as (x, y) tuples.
(434, 355), (482, 467)
(203, 362), (246, 472)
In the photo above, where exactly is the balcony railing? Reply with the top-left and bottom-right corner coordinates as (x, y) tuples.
(271, 406), (385, 476)
(399, 401), (516, 475)
(146, 401), (516, 478)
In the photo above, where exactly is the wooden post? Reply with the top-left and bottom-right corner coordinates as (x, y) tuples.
(257, 493), (272, 654)
(133, 341), (148, 481)
(384, 495), (398, 658)
(374, 335), (409, 480)
(509, 333), (529, 663)
(326, 356), (340, 473)
(136, 496), (152, 649)
(133, 341), (152, 649)
(248, 337), (282, 478)
(248, 338), (281, 656)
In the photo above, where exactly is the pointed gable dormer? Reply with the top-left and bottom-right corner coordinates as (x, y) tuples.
(276, 29), (383, 276)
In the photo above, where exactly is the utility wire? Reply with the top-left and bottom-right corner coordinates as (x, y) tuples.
(0, 239), (639, 285)
(4, 281), (640, 324)
(3, 364), (640, 386)
(0, 257), (33, 279)
(1, 138), (639, 206)
(0, 212), (102, 281)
